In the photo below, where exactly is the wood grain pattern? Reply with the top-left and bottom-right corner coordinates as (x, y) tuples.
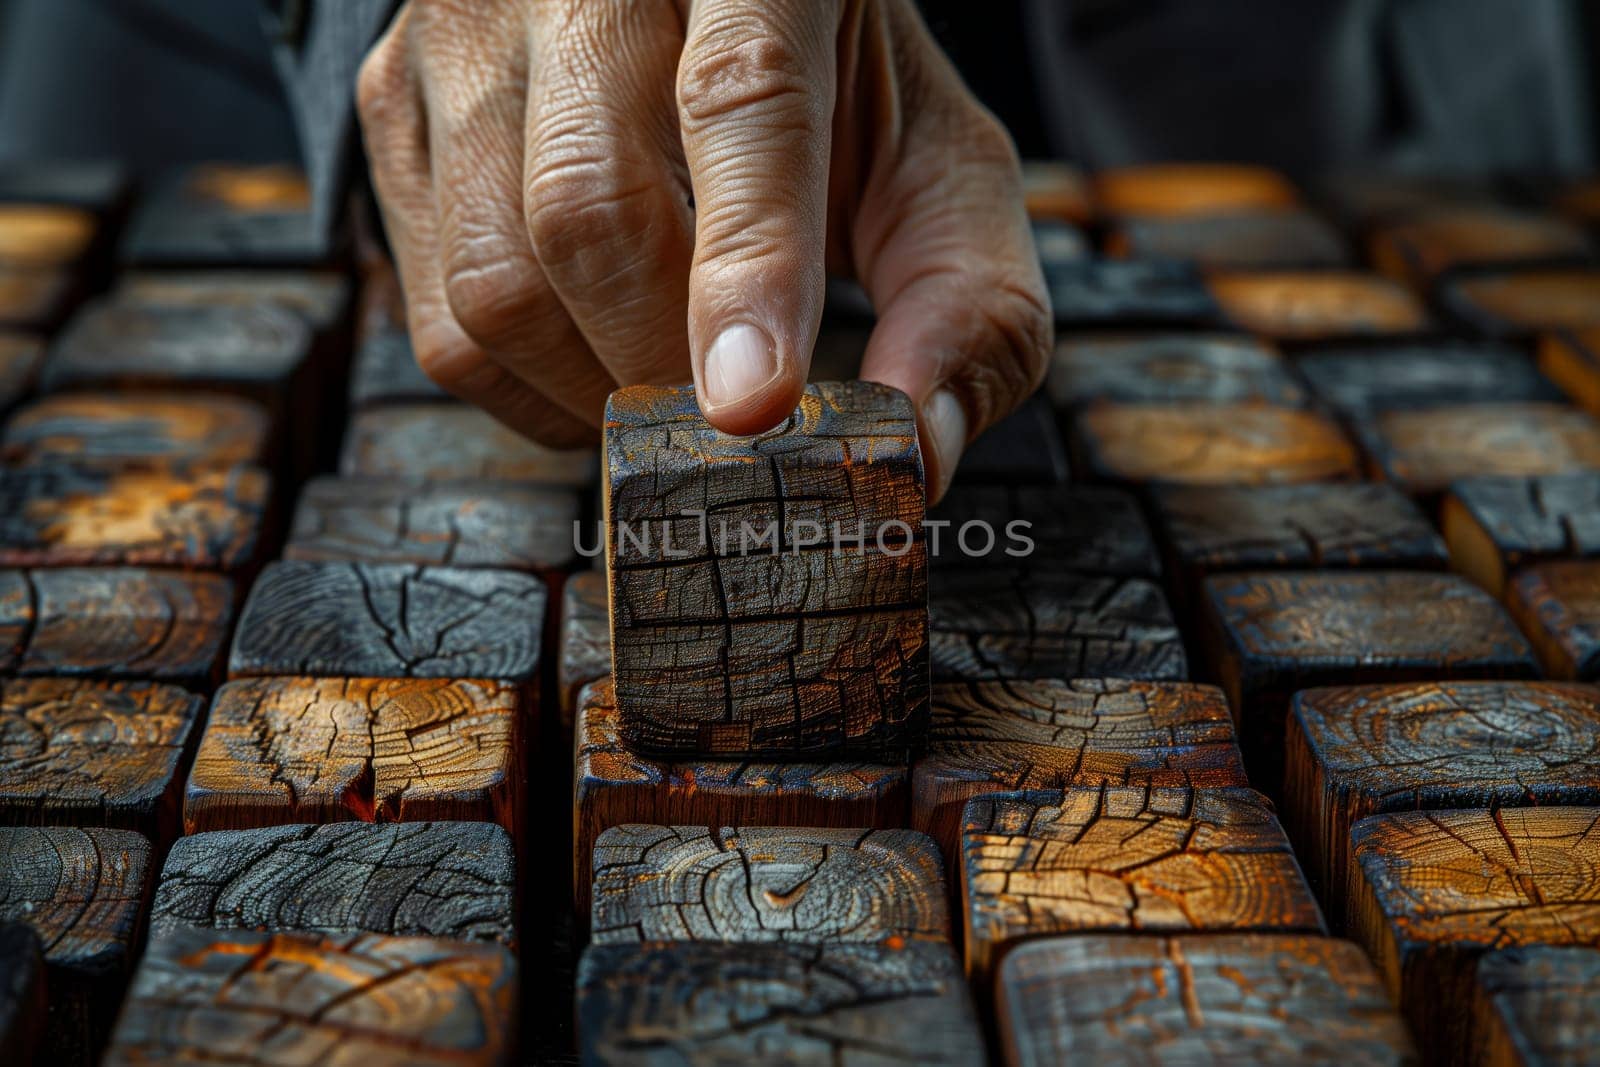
(577, 940), (985, 1066)
(930, 484), (1161, 576)
(285, 476), (578, 573)
(1208, 271), (1429, 341)
(606, 382), (929, 759)
(961, 788), (1324, 982)
(229, 561), (546, 683)
(1092, 164), (1300, 217)
(151, 822), (517, 945)
(1044, 257), (1220, 329)
(0, 331), (42, 414)
(1539, 327), (1600, 418)
(0, 203), (96, 268)
(1108, 210), (1350, 270)
(912, 679), (1247, 863)
(185, 676), (520, 833)
(348, 327), (448, 408)
(0, 265), (72, 329)
(955, 394), (1071, 485)
(1284, 681), (1600, 910)
(1348, 808), (1600, 1063)
(115, 270), (351, 335)
(575, 680), (907, 916)
(0, 923), (45, 1067)
(1441, 270), (1600, 338)
(590, 824), (948, 945)
(1048, 332), (1307, 410)
(1022, 161), (1093, 225)
(120, 164), (329, 268)
(1443, 473), (1600, 595)
(1, 392), (272, 470)
(342, 405), (598, 486)
(0, 567), (234, 684)
(558, 571), (609, 730)
(997, 933), (1415, 1066)
(1369, 208), (1591, 289)
(1361, 404), (1600, 501)
(1297, 342), (1563, 418)
(1475, 946), (1600, 1067)
(1507, 561), (1600, 679)
(103, 927), (518, 1067)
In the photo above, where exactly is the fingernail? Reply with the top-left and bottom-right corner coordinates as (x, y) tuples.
(702, 323), (780, 409)
(924, 388), (968, 498)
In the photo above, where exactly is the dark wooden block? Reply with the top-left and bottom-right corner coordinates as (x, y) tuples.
(912, 678), (1247, 863)
(1073, 404), (1359, 487)
(0, 923), (45, 1067)
(1348, 808), (1600, 1064)
(954, 394), (1069, 485)
(114, 270), (351, 337)
(0, 203), (97, 269)
(151, 822), (516, 945)
(119, 164), (332, 268)
(929, 566), (1186, 682)
(0, 332), (42, 415)
(1048, 332), (1307, 410)
(186, 676), (520, 833)
(1508, 561), (1600, 679)
(1044, 257), (1221, 329)
(1, 392), (272, 471)
(1284, 681), (1600, 910)
(285, 476), (578, 574)
(1441, 269), (1600, 339)
(1444, 473), (1600, 596)
(1022, 161), (1093, 225)
(0, 266), (73, 329)
(1109, 210), (1349, 270)
(1358, 404), (1600, 500)
(1315, 171), (1500, 229)
(1297, 341), (1563, 417)
(342, 404), (597, 486)
(349, 326), (449, 408)
(930, 484), (1160, 576)
(0, 568), (234, 684)
(102, 927), (517, 1066)
(961, 788), (1323, 982)
(228, 561), (546, 683)
(1369, 208), (1591, 289)
(1476, 946), (1600, 1067)
(997, 933), (1414, 1066)
(605, 382), (928, 759)
(1539, 327), (1600, 416)
(590, 824), (948, 945)
(1033, 219), (1091, 266)
(1092, 164), (1300, 218)
(578, 940), (985, 1066)
(0, 161), (131, 216)
(807, 325), (868, 382)
(1208, 271), (1429, 342)
(574, 680), (907, 916)
(558, 571), (609, 730)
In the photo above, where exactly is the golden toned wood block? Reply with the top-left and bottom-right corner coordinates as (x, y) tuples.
(1092, 163), (1299, 218)
(1442, 270), (1600, 338)
(187, 163), (311, 212)
(1475, 946), (1600, 1067)
(1507, 560), (1600, 679)
(1538, 328), (1600, 416)
(1107, 210), (1350, 270)
(1444, 473), (1600, 596)
(1359, 404), (1600, 500)
(1209, 271), (1429, 341)
(1369, 208), (1592, 290)
(342, 405), (597, 486)
(1022, 161), (1093, 225)
(0, 204), (97, 268)
(2, 393), (272, 470)
(1048, 333), (1307, 410)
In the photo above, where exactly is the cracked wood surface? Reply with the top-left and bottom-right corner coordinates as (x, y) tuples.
(574, 680), (907, 917)
(997, 933), (1414, 1066)
(0, 923), (45, 1066)
(1284, 681), (1600, 910)
(605, 382), (929, 759)
(1044, 257), (1221, 329)
(558, 571), (609, 729)
(961, 787), (1324, 981)
(912, 679), (1247, 863)
(103, 927), (518, 1067)
(930, 485), (1161, 576)
(1074, 403), (1359, 486)
(228, 561), (546, 682)
(0, 567), (234, 684)
(1297, 341), (1563, 418)
(1348, 807), (1600, 1062)
(0, 264), (72, 328)
(1207, 271), (1429, 341)
(1109, 210), (1351, 270)
(1441, 270), (1600, 338)
(341, 405), (598, 486)
(1475, 946), (1600, 1067)
(285, 476), (577, 573)
(929, 566), (1186, 682)
(185, 677), (519, 833)
(1048, 332), (1307, 410)
(1508, 561), (1600, 679)
(114, 270), (350, 335)
(0, 678), (203, 838)
(1357, 404), (1600, 499)
(577, 940), (985, 1066)
(1442, 473), (1600, 595)
(151, 822), (516, 946)
(0, 332), (42, 414)
(120, 164), (329, 268)
(1369, 208), (1592, 290)
(590, 824), (948, 945)
(1, 392), (272, 470)
(0, 203), (96, 268)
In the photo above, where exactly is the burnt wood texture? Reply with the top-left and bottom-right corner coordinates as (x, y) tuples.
(119, 163), (330, 268)
(1443, 473), (1600, 594)
(955, 394), (1070, 485)
(1048, 332), (1307, 410)
(1296, 342), (1564, 417)
(1441, 269), (1600, 338)
(1508, 561), (1600, 679)
(342, 405), (598, 486)
(1207, 271), (1429, 341)
(1, 392), (273, 470)
(0, 264), (74, 329)
(929, 484), (1160, 576)
(1368, 208), (1592, 289)
(558, 571), (610, 729)
(1108, 210), (1350, 270)
(349, 326), (449, 408)
(114, 270), (351, 337)
(1357, 404), (1600, 500)
(1073, 404), (1359, 486)
(1540, 328), (1600, 415)
(1475, 946), (1600, 1067)
(1043, 257), (1220, 329)
(0, 923), (45, 1066)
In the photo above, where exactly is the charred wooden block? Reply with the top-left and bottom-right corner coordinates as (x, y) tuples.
(1315, 172), (1500, 229)
(1476, 946), (1600, 1067)
(1357, 404), (1600, 500)
(1507, 561), (1600, 679)
(1284, 681), (1600, 910)
(0, 331), (42, 414)
(285, 476), (578, 574)
(955, 394), (1070, 485)
(1441, 270), (1600, 338)
(0, 265), (73, 329)
(114, 270), (351, 339)
(1370, 208), (1592, 290)
(1073, 404), (1359, 487)
(1092, 163), (1300, 218)
(1022, 161), (1093, 225)
(1348, 808), (1600, 1063)
(1048, 332), (1307, 410)
(1298, 341), (1563, 418)
(930, 484), (1160, 576)
(0, 203), (97, 269)
(912, 679), (1246, 863)
(997, 933), (1414, 1066)
(578, 940), (985, 1066)
(929, 566), (1186, 682)
(590, 824), (948, 945)
(1107, 210), (1350, 270)
(185, 676), (520, 833)
(0, 827), (150, 1066)
(0, 568), (234, 684)
(342, 404), (598, 487)
(229, 561), (546, 683)
(1202, 571), (1538, 785)
(1044, 257), (1221, 329)
(605, 382), (928, 759)
(558, 571), (610, 730)
(0, 161), (131, 216)
(1, 392), (272, 471)
(349, 326), (448, 408)
(1444, 473), (1600, 595)
(574, 680), (908, 916)
(0, 923), (45, 1066)
(103, 927), (517, 1066)
(1539, 328), (1600, 416)
(961, 788), (1323, 982)
(119, 163), (331, 268)
(1208, 271), (1430, 342)
(1033, 219), (1092, 266)
(151, 821), (516, 945)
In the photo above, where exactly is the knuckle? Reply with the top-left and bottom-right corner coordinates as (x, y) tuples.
(525, 156), (660, 271)
(441, 253), (543, 346)
(410, 326), (489, 393)
(356, 39), (406, 127)
(677, 27), (819, 131)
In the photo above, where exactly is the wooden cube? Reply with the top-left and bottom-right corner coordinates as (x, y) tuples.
(1045, 258), (1220, 329)
(955, 394), (1070, 485)
(1022, 161), (1093, 225)
(1284, 681), (1600, 909)
(0, 568), (233, 684)
(961, 788), (1323, 982)
(0, 332), (42, 414)
(1073, 404), (1359, 487)
(185, 677), (520, 833)
(912, 679), (1247, 862)
(578, 940), (985, 1065)
(590, 824), (948, 945)
(1208, 271), (1429, 342)
(1048, 333), (1307, 410)
(2, 393), (272, 470)
(228, 561), (546, 684)
(0, 265), (73, 329)
(1108, 210), (1350, 270)
(342, 405), (597, 486)
(997, 933), (1414, 1066)
(285, 476), (577, 574)
(0, 923), (45, 1066)
(558, 571), (610, 729)
(0, 161), (130, 216)
(929, 566), (1186, 682)
(114, 270), (351, 338)
(1358, 404), (1600, 500)
(151, 822), (516, 946)
(1475, 946), (1600, 1067)
(1297, 341), (1563, 418)
(349, 326), (448, 409)
(605, 382), (928, 759)
(1443, 474), (1600, 595)
(1315, 172), (1499, 229)
(1348, 808), (1600, 1063)
(1370, 208), (1592, 289)
(119, 163), (330, 268)
(1508, 561), (1600, 679)
(1092, 164), (1300, 218)
(1539, 328), (1600, 415)
(929, 485), (1160, 576)
(1441, 270), (1600, 338)
(102, 928), (517, 1067)
(0, 203), (97, 269)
